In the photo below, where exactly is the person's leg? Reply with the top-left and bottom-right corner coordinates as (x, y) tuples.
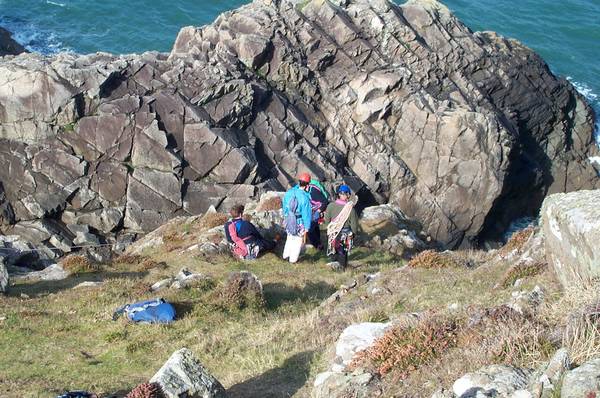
(308, 223), (322, 249)
(336, 246), (348, 270)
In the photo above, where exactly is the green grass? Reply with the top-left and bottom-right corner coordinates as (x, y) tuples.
(0, 240), (566, 398)
(0, 247), (397, 397)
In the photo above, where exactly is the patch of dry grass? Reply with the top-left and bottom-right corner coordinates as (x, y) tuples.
(544, 282), (600, 365)
(407, 250), (458, 269)
(198, 212), (229, 230)
(256, 196), (282, 212)
(60, 255), (100, 274)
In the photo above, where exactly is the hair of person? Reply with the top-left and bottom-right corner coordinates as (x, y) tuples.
(230, 204), (244, 217)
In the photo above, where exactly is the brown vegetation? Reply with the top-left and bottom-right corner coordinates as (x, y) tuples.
(256, 196), (282, 211)
(60, 255), (100, 274)
(351, 313), (460, 377)
(407, 250), (458, 269)
(219, 272), (265, 311)
(198, 212), (229, 230)
(126, 382), (165, 398)
(500, 227), (534, 256)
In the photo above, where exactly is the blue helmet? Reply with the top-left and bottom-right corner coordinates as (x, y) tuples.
(337, 184), (351, 194)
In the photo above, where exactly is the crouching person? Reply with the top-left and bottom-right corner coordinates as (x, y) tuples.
(225, 204), (276, 260)
(324, 185), (359, 271)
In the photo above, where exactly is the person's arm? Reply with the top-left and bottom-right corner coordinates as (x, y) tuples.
(224, 221), (233, 243)
(247, 221), (262, 239)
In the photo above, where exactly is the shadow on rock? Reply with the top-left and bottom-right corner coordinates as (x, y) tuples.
(227, 350), (315, 398)
(263, 281), (335, 310)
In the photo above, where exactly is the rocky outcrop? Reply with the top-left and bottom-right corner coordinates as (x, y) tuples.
(452, 365), (534, 397)
(150, 348), (226, 398)
(0, 27), (26, 57)
(0, 0), (598, 250)
(541, 189), (600, 287)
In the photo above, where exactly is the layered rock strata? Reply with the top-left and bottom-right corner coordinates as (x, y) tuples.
(0, 0), (598, 250)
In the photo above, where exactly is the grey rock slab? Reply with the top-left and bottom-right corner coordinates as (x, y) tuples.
(335, 322), (392, 367)
(541, 190), (600, 287)
(150, 348), (226, 398)
(561, 358), (600, 398)
(10, 263), (68, 281)
(453, 365), (534, 398)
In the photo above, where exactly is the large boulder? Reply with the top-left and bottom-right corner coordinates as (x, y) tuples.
(541, 190), (600, 287)
(0, 0), (598, 249)
(150, 348), (226, 398)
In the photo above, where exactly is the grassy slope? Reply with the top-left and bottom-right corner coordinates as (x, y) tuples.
(0, 242), (564, 398)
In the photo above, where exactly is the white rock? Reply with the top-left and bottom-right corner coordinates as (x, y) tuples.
(510, 390), (532, 398)
(73, 281), (104, 289)
(561, 358), (600, 398)
(335, 322), (392, 367)
(453, 365), (533, 397)
(541, 190), (600, 287)
(151, 278), (174, 292)
(150, 348), (226, 398)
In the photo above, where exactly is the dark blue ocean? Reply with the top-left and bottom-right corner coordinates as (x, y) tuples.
(1, 0), (598, 120)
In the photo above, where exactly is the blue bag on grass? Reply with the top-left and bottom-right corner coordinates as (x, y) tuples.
(113, 298), (176, 324)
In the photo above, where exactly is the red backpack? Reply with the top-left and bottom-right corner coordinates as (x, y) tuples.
(228, 221), (252, 259)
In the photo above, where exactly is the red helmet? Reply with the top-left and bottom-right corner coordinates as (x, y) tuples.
(298, 172), (311, 183)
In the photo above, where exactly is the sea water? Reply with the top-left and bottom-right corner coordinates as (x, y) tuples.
(1, 0), (598, 119)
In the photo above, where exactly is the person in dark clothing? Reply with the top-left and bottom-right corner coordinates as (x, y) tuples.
(306, 178), (329, 250)
(224, 204), (276, 259)
(323, 185), (359, 271)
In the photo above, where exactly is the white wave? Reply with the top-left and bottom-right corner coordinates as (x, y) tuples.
(0, 18), (70, 55)
(567, 77), (599, 103)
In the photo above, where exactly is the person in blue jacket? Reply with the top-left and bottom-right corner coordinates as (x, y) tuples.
(282, 172), (313, 262)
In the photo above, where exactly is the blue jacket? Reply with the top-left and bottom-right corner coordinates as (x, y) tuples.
(283, 185), (312, 230)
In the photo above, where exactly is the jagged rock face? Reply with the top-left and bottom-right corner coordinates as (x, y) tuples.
(0, 27), (26, 57)
(0, 0), (597, 249)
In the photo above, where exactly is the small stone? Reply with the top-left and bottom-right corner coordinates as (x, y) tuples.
(151, 278), (175, 292)
(73, 281), (104, 289)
